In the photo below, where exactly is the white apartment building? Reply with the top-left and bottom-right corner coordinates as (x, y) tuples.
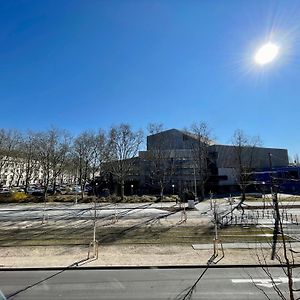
(0, 156), (43, 187)
(0, 156), (78, 187)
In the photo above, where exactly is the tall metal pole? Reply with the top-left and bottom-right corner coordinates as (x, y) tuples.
(269, 152), (280, 260)
(193, 165), (197, 199)
(229, 194), (233, 220)
(269, 153), (273, 195)
(93, 200), (97, 254)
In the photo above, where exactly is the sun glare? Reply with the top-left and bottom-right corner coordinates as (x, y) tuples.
(254, 42), (279, 65)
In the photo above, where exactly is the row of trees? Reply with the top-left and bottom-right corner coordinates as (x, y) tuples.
(0, 122), (276, 202)
(0, 124), (143, 201)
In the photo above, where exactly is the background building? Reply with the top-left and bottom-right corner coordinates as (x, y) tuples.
(0, 156), (43, 187)
(130, 129), (289, 196)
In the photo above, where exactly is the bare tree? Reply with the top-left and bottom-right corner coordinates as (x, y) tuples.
(189, 122), (212, 201)
(90, 130), (107, 183)
(146, 123), (175, 201)
(108, 124), (143, 201)
(0, 129), (20, 186)
(232, 129), (261, 204)
(21, 131), (40, 193)
(73, 131), (97, 200)
(50, 130), (70, 193)
(254, 197), (300, 300)
(34, 128), (70, 221)
(147, 123), (164, 136)
(8, 156), (25, 188)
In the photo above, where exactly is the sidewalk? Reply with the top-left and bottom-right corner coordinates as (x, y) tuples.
(192, 242), (300, 250)
(1, 244), (294, 268)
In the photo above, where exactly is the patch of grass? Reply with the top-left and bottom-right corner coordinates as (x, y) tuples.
(0, 223), (289, 247)
(245, 196), (300, 202)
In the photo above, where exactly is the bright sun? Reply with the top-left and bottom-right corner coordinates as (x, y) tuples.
(254, 42), (279, 65)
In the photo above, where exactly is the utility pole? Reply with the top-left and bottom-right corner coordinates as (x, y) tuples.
(269, 152), (280, 260)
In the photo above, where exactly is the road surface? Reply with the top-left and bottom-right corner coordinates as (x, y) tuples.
(1, 267), (299, 299)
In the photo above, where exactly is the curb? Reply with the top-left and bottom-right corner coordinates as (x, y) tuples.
(1, 264), (300, 271)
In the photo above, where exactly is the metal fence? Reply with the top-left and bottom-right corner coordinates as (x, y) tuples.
(219, 209), (299, 227)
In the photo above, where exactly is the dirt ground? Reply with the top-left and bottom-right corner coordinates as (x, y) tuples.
(1, 197), (299, 268)
(0, 244), (291, 268)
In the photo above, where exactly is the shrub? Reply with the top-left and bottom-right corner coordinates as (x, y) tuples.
(11, 192), (28, 202)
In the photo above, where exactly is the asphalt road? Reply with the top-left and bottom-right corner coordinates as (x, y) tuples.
(1, 267), (299, 300)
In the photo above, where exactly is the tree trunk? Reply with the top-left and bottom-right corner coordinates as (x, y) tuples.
(16, 176), (21, 187)
(121, 179), (125, 201)
(42, 182), (48, 224)
(44, 187), (48, 203)
(241, 188), (246, 201)
(160, 185), (164, 201)
(200, 181), (205, 201)
(52, 180), (57, 195)
(80, 184), (84, 201)
(9, 173), (15, 187)
(25, 178), (29, 194)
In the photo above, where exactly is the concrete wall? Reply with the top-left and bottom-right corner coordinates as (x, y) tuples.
(147, 129), (198, 151)
(210, 145), (288, 169)
(121, 129), (290, 194)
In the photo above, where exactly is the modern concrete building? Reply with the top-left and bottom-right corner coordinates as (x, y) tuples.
(129, 129), (289, 195)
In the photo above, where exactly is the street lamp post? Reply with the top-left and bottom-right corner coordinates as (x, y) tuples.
(262, 181), (266, 211)
(193, 165), (197, 199)
(172, 184), (175, 194)
(130, 184), (134, 195)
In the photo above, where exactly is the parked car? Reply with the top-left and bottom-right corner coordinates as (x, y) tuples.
(56, 186), (68, 195)
(0, 187), (10, 194)
(27, 186), (44, 195)
(72, 186), (82, 193)
(10, 187), (25, 193)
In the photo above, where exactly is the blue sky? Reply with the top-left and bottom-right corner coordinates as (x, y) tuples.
(1, 0), (300, 156)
